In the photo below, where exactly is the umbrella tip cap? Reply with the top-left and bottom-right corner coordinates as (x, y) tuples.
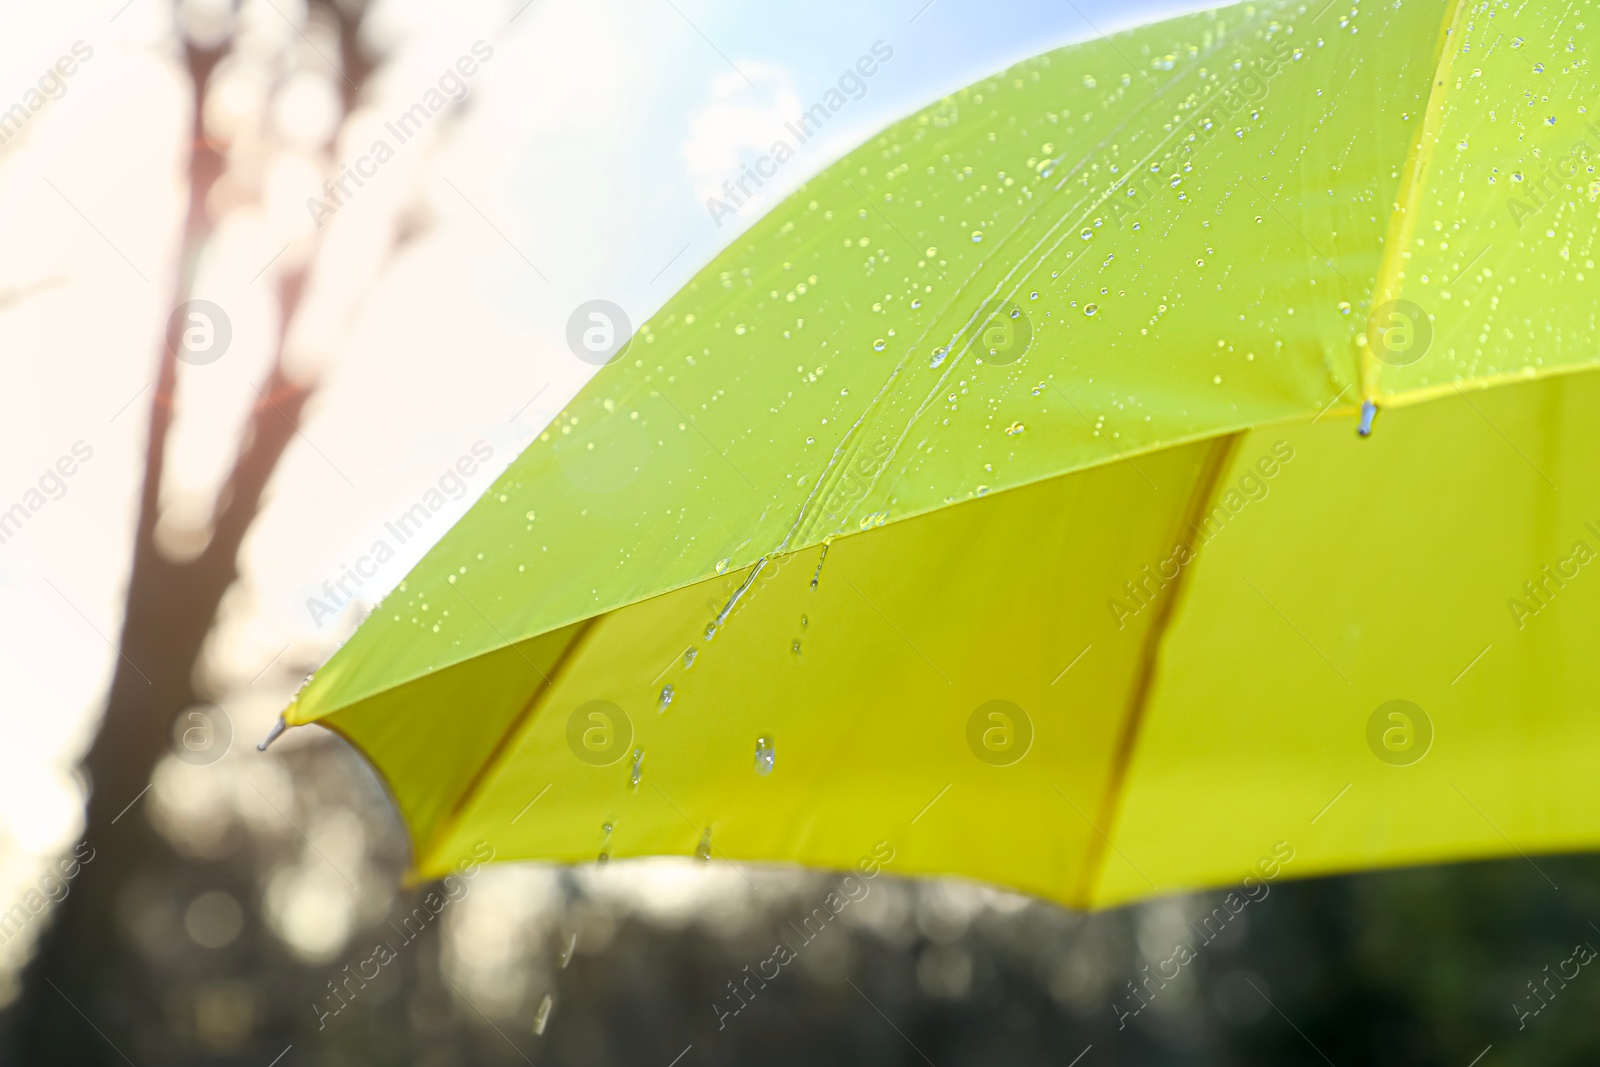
(257, 717), (287, 751)
(1357, 400), (1378, 437)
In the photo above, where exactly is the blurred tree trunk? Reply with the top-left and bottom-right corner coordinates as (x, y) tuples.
(4, 5), (373, 1061)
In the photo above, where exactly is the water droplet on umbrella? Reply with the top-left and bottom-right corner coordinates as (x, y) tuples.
(1084, 304), (1099, 316)
(971, 230), (983, 243)
(715, 558), (730, 574)
(683, 647), (698, 668)
(1080, 227), (1093, 240)
(1338, 301), (1352, 315)
(754, 736), (776, 775)
(810, 543), (830, 589)
(911, 299), (922, 309)
(873, 338), (887, 352)
(533, 993), (554, 1035)
(930, 346), (949, 368)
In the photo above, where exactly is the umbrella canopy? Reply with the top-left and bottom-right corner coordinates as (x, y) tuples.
(279, 0), (1600, 908)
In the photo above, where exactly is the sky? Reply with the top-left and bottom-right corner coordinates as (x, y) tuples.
(0, 0), (1218, 978)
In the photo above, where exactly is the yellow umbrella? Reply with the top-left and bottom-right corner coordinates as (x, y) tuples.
(274, 0), (1600, 908)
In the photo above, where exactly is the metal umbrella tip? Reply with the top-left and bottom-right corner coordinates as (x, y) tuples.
(257, 717), (287, 752)
(1357, 400), (1378, 437)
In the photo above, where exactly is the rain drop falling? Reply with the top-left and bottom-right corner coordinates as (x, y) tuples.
(558, 932), (578, 968)
(533, 993), (554, 1035)
(810, 543), (830, 589)
(696, 826), (714, 861)
(629, 748), (644, 789)
(791, 639), (802, 655)
(754, 736), (776, 776)
(683, 646), (698, 668)
(658, 684), (674, 713)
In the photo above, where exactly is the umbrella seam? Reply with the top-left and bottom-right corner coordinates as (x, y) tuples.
(1074, 430), (1245, 907)
(1360, 0), (1469, 403)
(411, 616), (600, 876)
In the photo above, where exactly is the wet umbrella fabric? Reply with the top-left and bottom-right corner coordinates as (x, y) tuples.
(282, 0), (1600, 908)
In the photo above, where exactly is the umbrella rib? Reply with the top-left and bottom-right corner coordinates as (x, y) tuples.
(1074, 432), (1243, 905)
(1051, 782), (1157, 893)
(417, 617), (599, 872)
(1359, 0), (1471, 403)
